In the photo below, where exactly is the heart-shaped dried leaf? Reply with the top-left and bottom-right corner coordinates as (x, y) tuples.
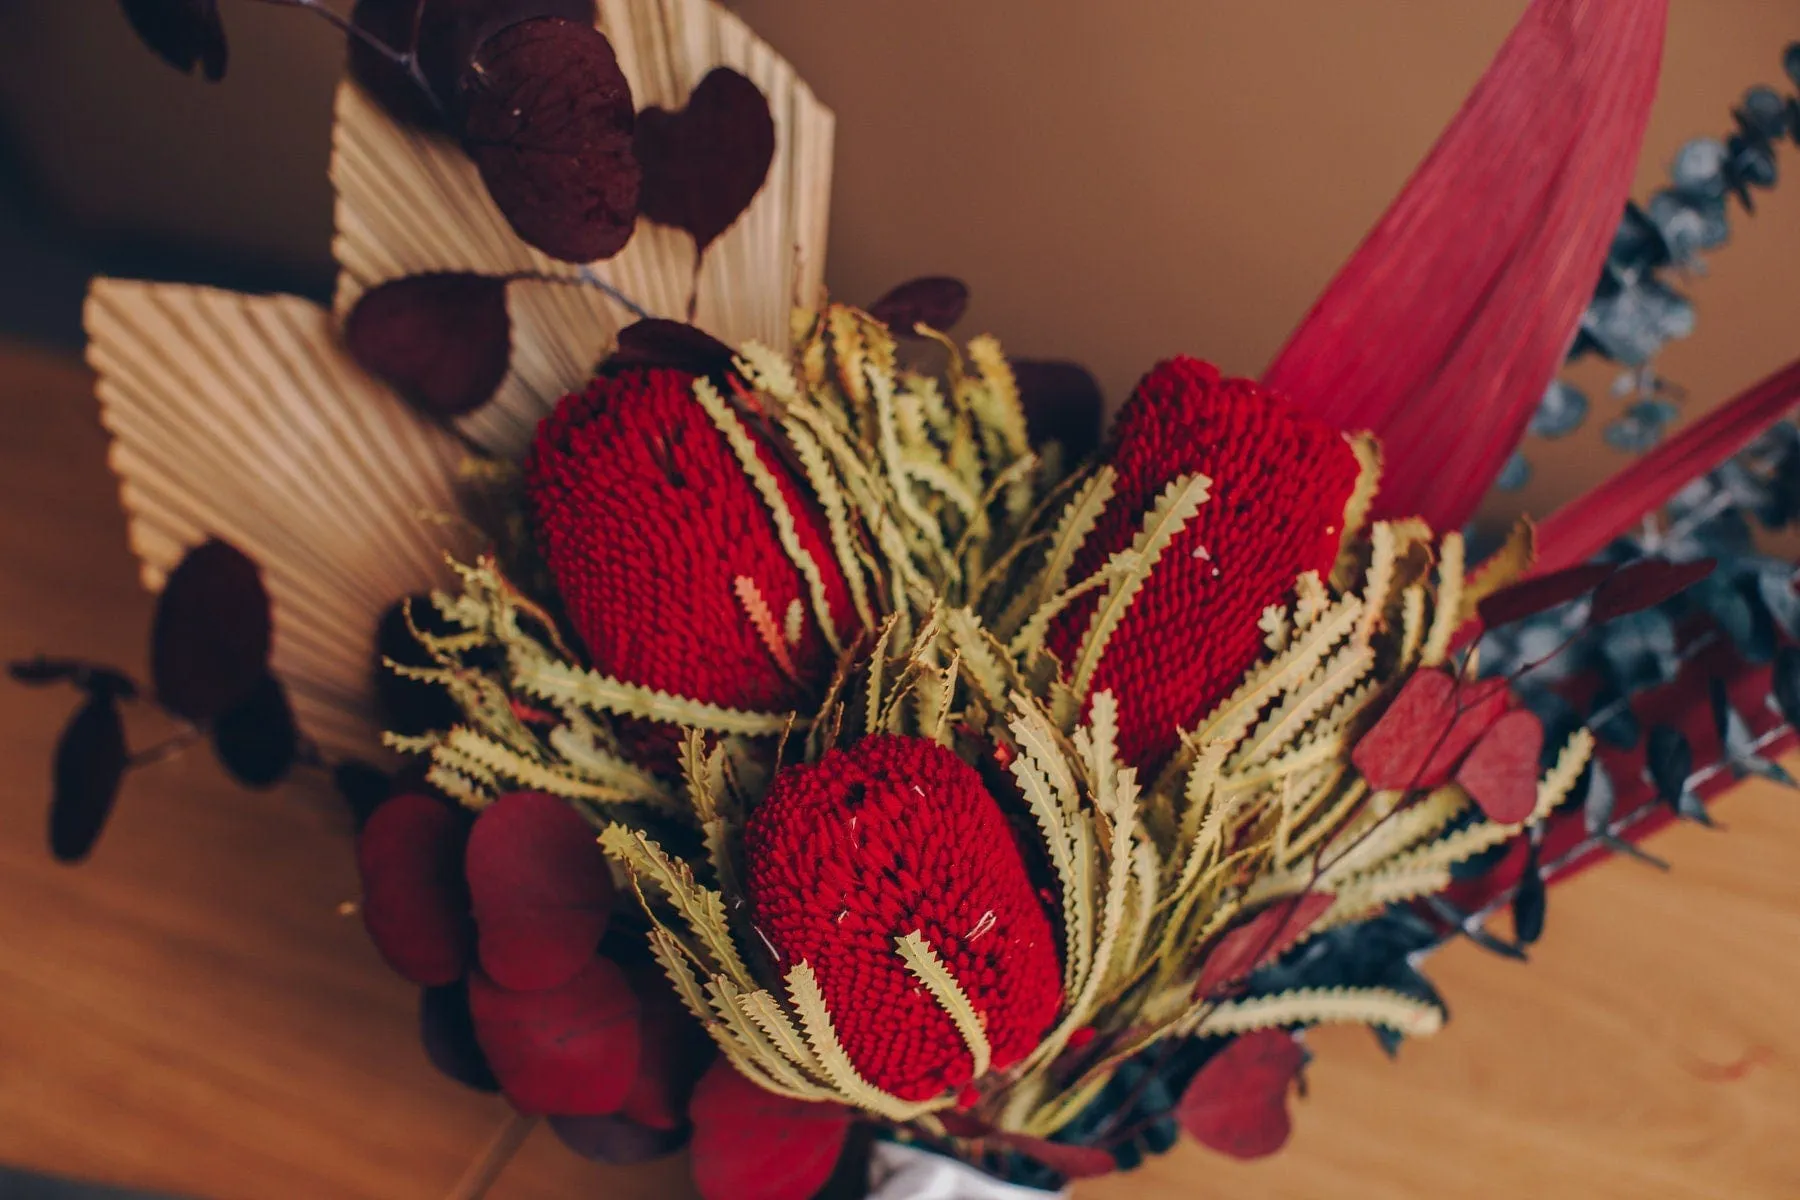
(1454, 709), (1543, 824)
(466, 791), (614, 991)
(1511, 840), (1546, 944)
(689, 1060), (851, 1200)
(349, 0), (598, 129)
(617, 963), (713, 1131)
(1588, 557), (1718, 625)
(1475, 562), (1616, 630)
(1351, 671), (1511, 792)
(1012, 359), (1106, 462)
(1195, 892), (1335, 999)
(635, 67), (775, 254)
(49, 695), (129, 864)
(604, 319), (737, 378)
(867, 277), (969, 334)
(421, 979), (500, 1092)
(345, 274), (512, 418)
(375, 595), (467, 736)
(460, 18), (640, 263)
(468, 956), (639, 1115)
(151, 539), (272, 722)
(119, 0), (227, 80)
(8, 657), (139, 699)
(210, 672), (298, 788)
(548, 1113), (686, 1164)
(1176, 1029), (1306, 1160)
(357, 793), (473, 986)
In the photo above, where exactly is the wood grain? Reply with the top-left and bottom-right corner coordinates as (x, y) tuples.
(2, 340), (1797, 1198)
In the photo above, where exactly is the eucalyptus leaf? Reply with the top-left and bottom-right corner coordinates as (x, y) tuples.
(1773, 644), (1800, 732)
(1645, 725), (1694, 810)
(1583, 760), (1617, 834)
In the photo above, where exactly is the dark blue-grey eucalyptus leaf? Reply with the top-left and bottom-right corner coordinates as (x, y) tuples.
(1736, 86), (1790, 141)
(1495, 450), (1532, 491)
(1598, 608), (1680, 692)
(1646, 190), (1730, 262)
(1646, 724), (1694, 810)
(1605, 399), (1681, 453)
(1588, 679), (1641, 749)
(1600, 831), (1671, 871)
(1773, 645), (1800, 734)
(1512, 841), (1547, 946)
(1753, 561), (1800, 638)
(1711, 672), (1796, 787)
(1785, 42), (1800, 91)
(1583, 759), (1617, 834)
(1584, 281), (1695, 367)
(1669, 137), (1729, 201)
(1529, 380), (1589, 438)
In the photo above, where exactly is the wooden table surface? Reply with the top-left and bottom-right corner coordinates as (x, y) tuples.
(2, 338), (1798, 1199)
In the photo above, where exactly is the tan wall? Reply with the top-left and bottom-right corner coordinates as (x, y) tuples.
(3, 0), (1797, 528)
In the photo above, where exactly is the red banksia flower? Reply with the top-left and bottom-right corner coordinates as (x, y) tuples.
(1048, 357), (1362, 771)
(743, 736), (1061, 1102)
(526, 367), (855, 717)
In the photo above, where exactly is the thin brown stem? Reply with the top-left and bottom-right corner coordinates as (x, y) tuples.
(445, 1110), (538, 1200)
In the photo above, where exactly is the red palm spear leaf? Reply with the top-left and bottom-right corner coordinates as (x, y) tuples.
(1263, 0), (1667, 532)
(1533, 358), (1800, 574)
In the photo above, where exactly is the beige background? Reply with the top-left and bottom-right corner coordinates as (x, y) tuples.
(3, 1), (1800, 527)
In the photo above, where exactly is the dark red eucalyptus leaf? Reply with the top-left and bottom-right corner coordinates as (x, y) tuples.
(635, 67), (775, 254)
(548, 1113), (686, 1164)
(8, 657), (139, 700)
(421, 979), (500, 1092)
(689, 1060), (851, 1200)
(867, 277), (970, 334)
(345, 274), (512, 418)
(1475, 562), (1617, 630)
(357, 793), (473, 986)
(1176, 1029), (1306, 1160)
(151, 539), (272, 722)
(1350, 671), (1511, 792)
(460, 18), (641, 263)
(618, 963), (713, 1131)
(603, 318), (737, 378)
(468, 957), (640, 1115)
(1012, 359), (1105, 462)
(1195, 893), (1336, 999)
(118, 0), (227, 81)
(333, 759), (394, 830)
(465, 791), (614, 992)
(375, 595), (466, 736)
(1588, 558), (1718, 626)
(349, 0), (598, 130)
(1455, 709), (1545, 824)
(209, 672), (298, 789)
(49, 695), (129, 864)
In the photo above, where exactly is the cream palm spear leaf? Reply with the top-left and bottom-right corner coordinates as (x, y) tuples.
(84, 0), (835, 760)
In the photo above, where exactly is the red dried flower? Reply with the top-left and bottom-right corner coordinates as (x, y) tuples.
(527, 367), (856, 719)
(743, 736), (1061, 1102)
(1048, 358), (1361, 771)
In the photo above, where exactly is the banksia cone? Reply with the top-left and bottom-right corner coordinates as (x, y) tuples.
(1048, 357), (1362, 771)
(743, 736), (1062, 1102)
(527, 367), (855, 717)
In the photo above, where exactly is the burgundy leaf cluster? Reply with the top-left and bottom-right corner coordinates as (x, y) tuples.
(355, 789), (714, 1156)
(1351, 669), (1539, 823)
(10, 538), (298, 864)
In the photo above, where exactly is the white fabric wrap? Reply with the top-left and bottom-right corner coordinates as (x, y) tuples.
(866, 1142), (1071, 1199)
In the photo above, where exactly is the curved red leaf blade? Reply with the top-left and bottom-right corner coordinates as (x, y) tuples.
(460, 18), (641, 263)
(468, 956), (640, 1115)
(1195, 893), (1335, 999)
(1262, 0), (1667, 531)
(1176, 1029), (1306, 1160)
(466, 791), (614, 992)
(356, 794), (473, 986)
(49, 695), (129, 864)
(1535, 358), (1800, 574)
(1588, 557), (1717, 625)
(636, 67), (776, 255)
(151, 538), (272, 721)
(689, 1060), (851, 1200)
(1455, 709), (1544, 824)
